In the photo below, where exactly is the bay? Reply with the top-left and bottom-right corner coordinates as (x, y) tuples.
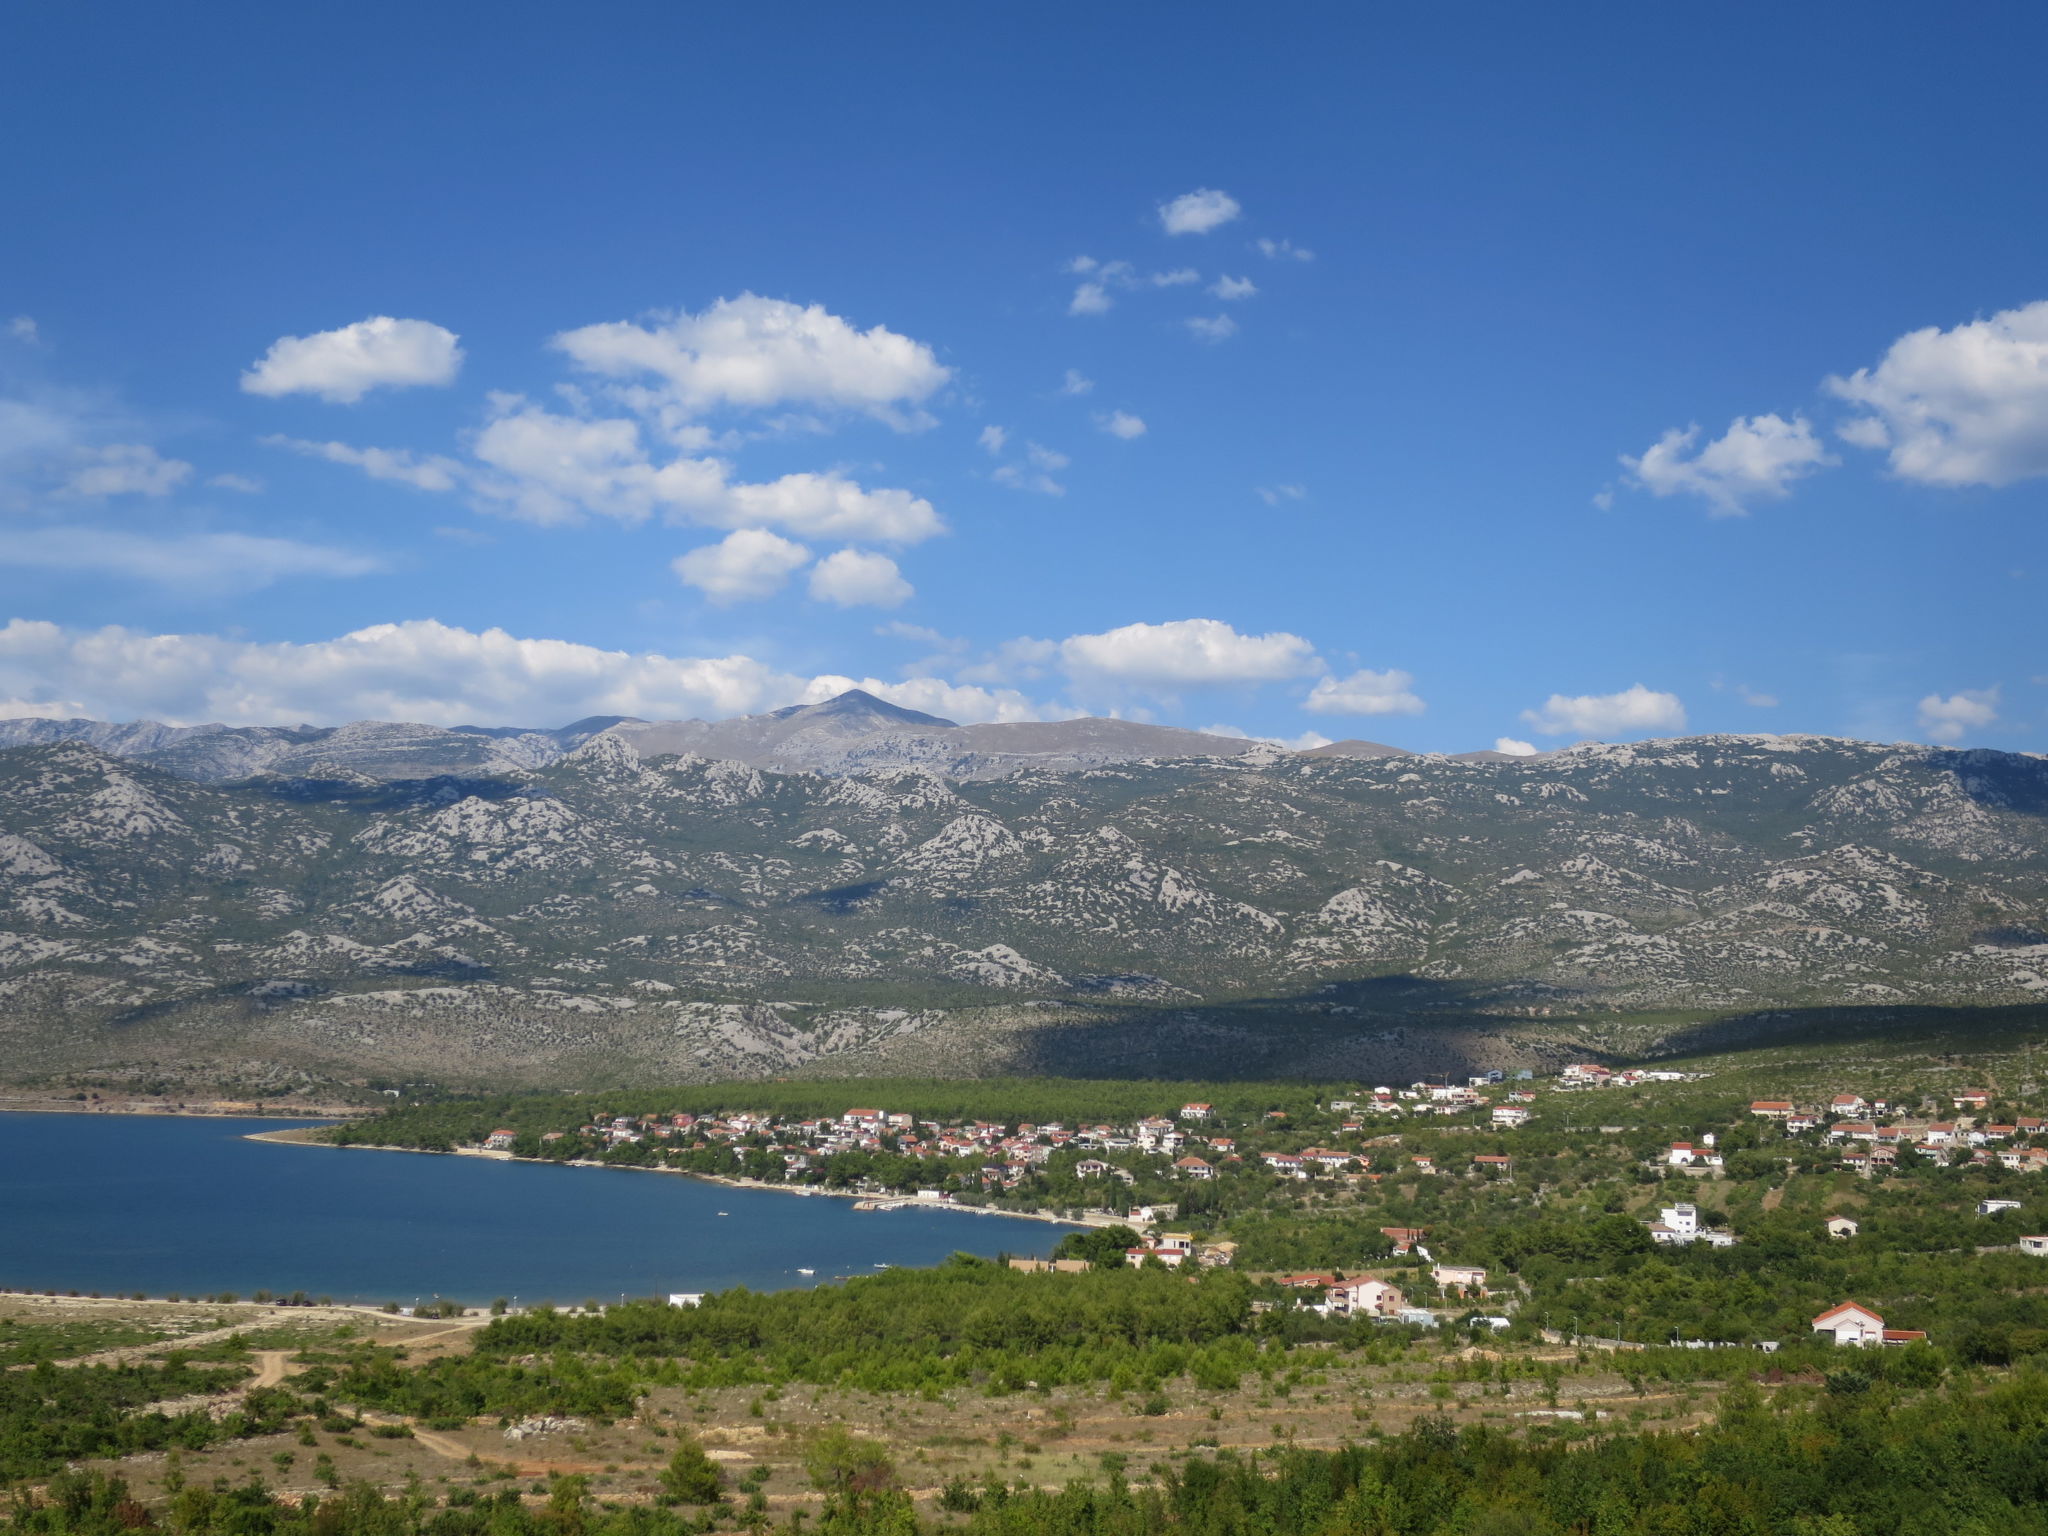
(0, 1113), (1077, 1304)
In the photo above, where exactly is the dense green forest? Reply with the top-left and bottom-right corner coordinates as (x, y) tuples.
(13, 1368), (2048, 1534)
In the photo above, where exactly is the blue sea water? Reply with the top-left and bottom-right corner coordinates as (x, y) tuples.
(0, 1113), (1077, 1304)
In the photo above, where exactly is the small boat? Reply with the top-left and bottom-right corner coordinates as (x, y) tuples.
(797, 1268), (815, 1276)
(716, 1211), (729, 1217)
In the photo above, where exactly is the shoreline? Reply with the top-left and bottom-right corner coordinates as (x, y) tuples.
(0, 1097), (369, 1120)
(250, 1130), (1121, 1229)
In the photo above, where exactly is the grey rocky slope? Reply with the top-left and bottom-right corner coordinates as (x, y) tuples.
(0, 724), (2043, 1090)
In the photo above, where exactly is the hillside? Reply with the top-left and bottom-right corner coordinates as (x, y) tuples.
(0, 727), (2042, 1091)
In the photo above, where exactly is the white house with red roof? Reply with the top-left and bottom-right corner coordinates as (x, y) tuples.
(1812, 1302), (1886, 1346)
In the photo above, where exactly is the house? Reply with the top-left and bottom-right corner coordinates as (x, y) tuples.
(1380, 1226), (1429, 1249)
(1492, 1105), (1532, 1127)
(1473, 1154), (1513, 1175)
(1328, 1278), (1407, 1318)
(1431, 1263), (1488, 1293)
(1786, 1113), (1821, 1133)
(1561, 1064), (1613, 1086)
(1667, 1142), (1702, 1166)
(1979, 1199), (2023, 1215)
(1263, 1153), (1306, 1177)
(1276, 1272), (1338, 1289)
(1173, 1155), (1215, 1180)
(1953, 1091), (1991, 1110)
(483, 1129), (517, 1151)
(1074, 1158), (1110, 1179)
(1124, 1246), (1187, 1268)
(1410, 1155), (1436, 1173)
(1178, 1102), (1213, 1121)
(2021, 1236), (2048, 1258)
(1830, 1094), (1868, 1115)
(1829, 1122), (1877, 1143)
(1825, 1216), (1860, 1239)
(1750, 1100), (1795, 1119)
(1812, 1302), (1886, 1347)
(668, 1293), (705, 1308)
(1922, 1123), (1958, 1146)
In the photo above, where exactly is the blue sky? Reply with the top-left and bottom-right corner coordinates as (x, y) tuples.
(1, 2), (2042, 751)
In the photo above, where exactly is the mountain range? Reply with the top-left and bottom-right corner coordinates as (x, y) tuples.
(0, 695), (2043, 1094)
(0, 690), (1453, 782)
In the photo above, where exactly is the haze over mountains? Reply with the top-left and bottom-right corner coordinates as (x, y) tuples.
(0, 712), (2042, 1093)
(0, 690), (1460, 783)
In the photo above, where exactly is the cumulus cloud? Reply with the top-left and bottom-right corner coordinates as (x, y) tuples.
(1918, 687), (1999, 743)
(1199, 723), (1333, 750)
(1069, 282), (1113, 317)
(1060, 370), (1094, 395)
(0, 618), (1051, 728)
(269, 435), (465, 492)
(1521, 684), (1687, 738)
(552, 294), (950, 431)
(1159, 188), (1242, 236)
(808, 548), (912, 608)
(5, 317), (37, 344)
(0, 528), (378, 592)
(1622, 414), (1834, 515)
(1185, 314), (1239, 343)
(1058, 618), (1320, 686)
(1256, 238), (1314, 261)
(671, 528), (812, 604)
(1826, 299), (2048, 486)
(1210, 275), (1257, 301)
(978, 424), (1007, 455)
(1494, 737), (1540, 756)
(1096, 410), (1147, 439)
(62, 443), (192, 498)
(1151, 268), (1201, 287)
(1303, 668), (1426, 716)
(241, 316), (463, 404)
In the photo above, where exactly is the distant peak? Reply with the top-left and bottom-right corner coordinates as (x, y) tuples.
(773, 688), (959, 731)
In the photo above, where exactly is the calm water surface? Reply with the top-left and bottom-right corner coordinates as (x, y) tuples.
(0, 1113), (1076, 1303)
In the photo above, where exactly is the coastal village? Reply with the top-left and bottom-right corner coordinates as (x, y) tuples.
(446, 1060), (2048, 1352)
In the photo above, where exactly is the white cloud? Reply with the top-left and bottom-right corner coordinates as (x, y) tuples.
(269, 435), (465, 492)
(1256, 238), (1314, 262)
(0, 617), (1055, 729)
(6, 317), (38, 344)
(1826, 300), (2048, 487)
(876, 620), (962, 652)
(1918, 687), (1999, 743)
(206, 473), (264, 494)
(1151, 268), (1201, 287)
(455, 397), (943, 542)
(63, 443), (192, 498)
(671, 528), (812, 604)
(1521, 684), (1687, 738)
(1210, 275), (1257, 301)
(1069, 283), (1112, 317)
(978, 424), (1007, 455)
(1185, 315), (1239, 343)
(1058, 618), (1320, 686)
(1303, 668), (1425, 716)
(808, 548), (912, 608)
(1065, 256), (1098, 275)
(1621, 414), (1834, 516)
(1159, 188), (1242, 236)
(1494, 737), (1540, 756)
(0, 528), (378, 592)
(1737, 685), (1779, 708)
(552, 294), (950, 432)
(1256, 484), (1305, 506)
(241, 316), (463, 404)
(992, 442), (1068, 496)
(1097, 410), (1147, 439)
(1060, 370), (1094, 395)
(1199, 723), (1332, 750)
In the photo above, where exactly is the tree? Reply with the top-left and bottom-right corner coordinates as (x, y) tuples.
(660, 1435), (727, 1504)
(804, 1426), (896, 1497)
